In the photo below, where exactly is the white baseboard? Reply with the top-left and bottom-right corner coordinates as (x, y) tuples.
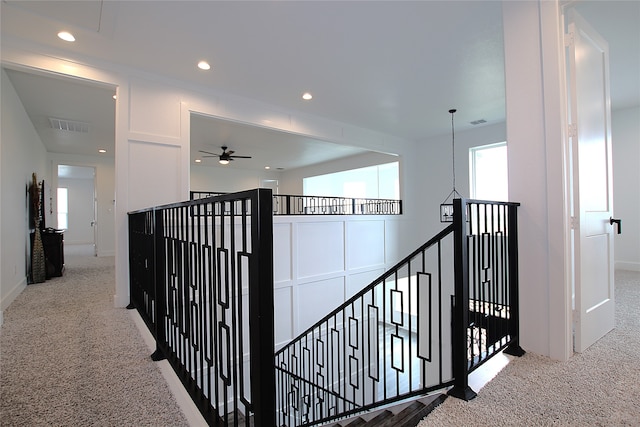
(0, 277), (27, 326)
(616, 261), (640, 272)
(98, 249), (115, 257)
(129, 310), (208, 427)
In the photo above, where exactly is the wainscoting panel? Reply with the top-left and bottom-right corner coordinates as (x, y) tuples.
(274, 223), (292, 283)
(127, 140), (181, 210)
(296, 221), (345, 279)
(272, 215), (397, 352)
(347, 219), (385, 269)
(274, 286), (294, 348)
(296, 276), (345, 333)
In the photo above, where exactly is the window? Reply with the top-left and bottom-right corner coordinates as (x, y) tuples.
(469, 142), (508, 201)
(57, 187), (68, 230)
(303, 162), (399, 199)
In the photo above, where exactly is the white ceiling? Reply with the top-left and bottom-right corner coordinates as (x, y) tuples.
(2, 1), (638, 171)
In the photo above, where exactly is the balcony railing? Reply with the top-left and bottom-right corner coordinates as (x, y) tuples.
(190, 191), (402, 216)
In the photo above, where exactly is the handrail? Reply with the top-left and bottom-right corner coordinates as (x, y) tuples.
(190, 191), (402, 216)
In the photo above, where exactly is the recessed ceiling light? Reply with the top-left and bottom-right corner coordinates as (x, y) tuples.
(98, 149), (106, 153)
(265, 166), (270, 170)
(195, 159), (202, 163)
(302, 92), (313, 100)
(57, 31), (75, 42)
(197, 61), (211, 70)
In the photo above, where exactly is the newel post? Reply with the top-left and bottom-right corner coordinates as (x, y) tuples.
(503, 203), (525, 357)
(250, 188), (276, 426)
(448, 198), (477, 400)
(151, 207), (167, 361)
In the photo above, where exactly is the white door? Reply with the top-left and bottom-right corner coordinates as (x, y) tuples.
(567, 9), (615, 353)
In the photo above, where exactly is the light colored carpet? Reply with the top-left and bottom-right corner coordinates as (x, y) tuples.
(0, 253), (189, 426)
(418, 270), (640, 426)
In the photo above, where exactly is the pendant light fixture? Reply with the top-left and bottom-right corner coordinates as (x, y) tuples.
(440, 108), (463, 222)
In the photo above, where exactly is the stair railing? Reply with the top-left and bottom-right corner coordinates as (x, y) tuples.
(275, 198), (523, 425)
(275, 225), (457, 426)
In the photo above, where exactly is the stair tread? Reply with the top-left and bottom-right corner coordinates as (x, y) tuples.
(343, 416), (368, 427)
(367, 410), (394, 425)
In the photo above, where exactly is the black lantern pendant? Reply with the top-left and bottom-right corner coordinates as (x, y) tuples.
(440, 108), (462, 222)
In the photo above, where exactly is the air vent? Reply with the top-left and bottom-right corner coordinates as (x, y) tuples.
(48, 118), (89, 133)
(470, 119), (487, 125)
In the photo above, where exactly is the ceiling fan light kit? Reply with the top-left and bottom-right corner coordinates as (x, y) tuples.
(199, 146), (252, 166)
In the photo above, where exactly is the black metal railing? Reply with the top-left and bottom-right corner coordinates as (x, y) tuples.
(128, 189), (275, 426)
(190, 191), (402, 216)
(274, 198), (523, 425)
(275, 225), (457, 426)
(128, 195), (522, 426)
(448, 198), (524, 401)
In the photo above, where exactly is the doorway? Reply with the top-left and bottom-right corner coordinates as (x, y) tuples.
(57, 165), (97, 257)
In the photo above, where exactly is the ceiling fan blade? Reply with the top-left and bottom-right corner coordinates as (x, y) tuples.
(229, 155), (252, 159)
(227, 150), (235, 155)
(199, 150), (219, 156)
(201, 155), (218, 158)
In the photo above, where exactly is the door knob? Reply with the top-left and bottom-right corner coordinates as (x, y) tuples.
(609, 217), (621, 234)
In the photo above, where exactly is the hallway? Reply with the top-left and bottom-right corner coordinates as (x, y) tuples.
(0, 249), (189, 425)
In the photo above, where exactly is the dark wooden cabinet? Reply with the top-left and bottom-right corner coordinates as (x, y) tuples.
(41, 229), (64, 278)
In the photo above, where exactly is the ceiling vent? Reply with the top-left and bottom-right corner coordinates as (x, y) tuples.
(470, 119), (487, 125)
(48, 117), (89, 133)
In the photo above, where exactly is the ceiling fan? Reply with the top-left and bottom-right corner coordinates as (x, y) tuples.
(199, 146), (252, 165)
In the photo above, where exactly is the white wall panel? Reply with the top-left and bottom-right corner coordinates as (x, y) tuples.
(296, 277), (345, 333)
(274, 287), (293, 347)
(297, 221), (344, 278)
(129, 80), (181, 138)
(128, 140), (181, 210)
(347, 220), (385, 269)
(274, 223), (292, 283)
(345, 268), (385, 300)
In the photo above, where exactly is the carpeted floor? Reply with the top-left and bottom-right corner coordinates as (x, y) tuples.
(418, 270), (640, 426)
(0, 252), (189, 426)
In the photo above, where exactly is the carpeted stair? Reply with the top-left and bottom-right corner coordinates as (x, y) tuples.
(329, 394), (447, 427)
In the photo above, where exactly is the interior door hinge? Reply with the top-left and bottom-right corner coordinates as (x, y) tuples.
(565, 31), (574, 48)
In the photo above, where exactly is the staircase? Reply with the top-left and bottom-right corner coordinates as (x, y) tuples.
(329, 394), (447, 427)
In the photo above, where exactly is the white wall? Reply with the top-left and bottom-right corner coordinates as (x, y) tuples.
(612, 106), (640, 271)
(190, 163), (281, 194)
(503, 0), (571, 361)
(0, 68), (48, 324)
(415, 122), (507, 241)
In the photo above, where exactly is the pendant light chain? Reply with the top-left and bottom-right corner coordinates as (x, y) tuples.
(450, 109), (456, 193)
